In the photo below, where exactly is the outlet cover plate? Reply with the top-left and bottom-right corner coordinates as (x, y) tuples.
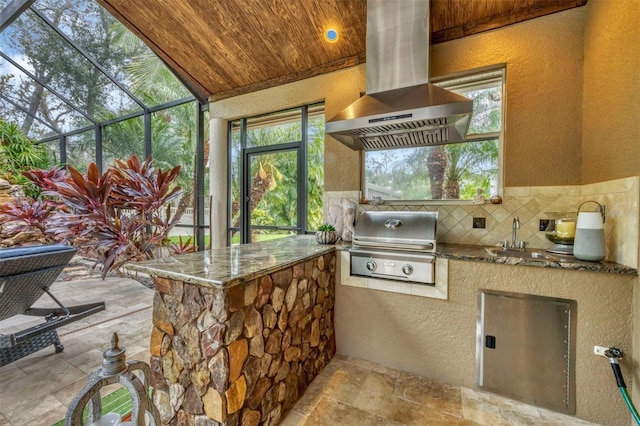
(594, 346), (608, 357)
(473, 217), (486, 229)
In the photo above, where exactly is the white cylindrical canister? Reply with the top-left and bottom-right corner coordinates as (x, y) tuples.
(573, 202), (606, 261)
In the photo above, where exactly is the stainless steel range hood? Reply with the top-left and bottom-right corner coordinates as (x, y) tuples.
(326, 0), (473, 151)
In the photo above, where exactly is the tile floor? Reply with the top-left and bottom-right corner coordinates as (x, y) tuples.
(280, 355), (597, 426)
(0, 276), (154, 426)
(0, 273), (599, 426)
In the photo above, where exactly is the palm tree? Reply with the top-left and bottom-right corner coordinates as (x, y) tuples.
(427, 146), (447, 199)
(230, 114), (325, 238)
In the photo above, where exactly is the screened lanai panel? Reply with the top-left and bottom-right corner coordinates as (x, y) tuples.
(66, 130), (96, 173)
(0, 98), (59, 141)
(306, 104), (325, 231)
(0, 106), (25, 133)
(34, 0), (190, 106)
(246, 109), (303, 148)
(40, 138), (61, 165)
(229, 122), (242, 241)
(102, 116), (145, 169)
(0, 57), (91, 139)
(0, 7), (141, 124)
(151, 101), (197, 191)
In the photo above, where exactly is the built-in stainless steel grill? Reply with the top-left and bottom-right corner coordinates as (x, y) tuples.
(350, 210), (438, 285)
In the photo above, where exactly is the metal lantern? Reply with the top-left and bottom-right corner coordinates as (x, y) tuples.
(66, 333), (160, 425)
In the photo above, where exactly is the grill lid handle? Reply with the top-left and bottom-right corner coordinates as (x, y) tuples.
(385, 218), (403, 229)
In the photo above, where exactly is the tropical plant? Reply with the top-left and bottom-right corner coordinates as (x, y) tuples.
(229, 112), (325, 239)
(0, 2), (131, 138)
(443, 140), (498, 199)
(364, 76), (502, 201)
(0, 120), (50, 196)
(427, 146), (447, 200)
(8, 154), (190, 278)
(0, 198), (58, 245)
(170, 235), (196, 255)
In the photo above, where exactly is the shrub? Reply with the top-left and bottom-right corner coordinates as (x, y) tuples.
(0, 120), (50, 198)
(0, 154), (189, 278)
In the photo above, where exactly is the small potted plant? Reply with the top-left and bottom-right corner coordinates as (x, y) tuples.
(315, 223), (338, 244)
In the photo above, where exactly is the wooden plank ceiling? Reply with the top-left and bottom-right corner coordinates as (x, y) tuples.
(98, 0), (587, 103)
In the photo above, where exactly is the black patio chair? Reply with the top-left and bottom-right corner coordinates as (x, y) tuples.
(0, 244), (106, 367)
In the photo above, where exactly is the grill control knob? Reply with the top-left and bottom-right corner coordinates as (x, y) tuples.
(402, 264), (414, 275)
(366, 261), (377, 272)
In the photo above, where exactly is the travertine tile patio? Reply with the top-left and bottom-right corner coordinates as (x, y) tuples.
(0, 271), (599, 426)
(0, 275), (154, 426)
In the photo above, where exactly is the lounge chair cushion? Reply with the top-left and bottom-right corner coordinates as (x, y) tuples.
(0, 244), (74, 260)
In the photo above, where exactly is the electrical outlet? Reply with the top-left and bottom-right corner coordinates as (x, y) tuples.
(594, 345), (609, 357)
(473, 217), (486, 229)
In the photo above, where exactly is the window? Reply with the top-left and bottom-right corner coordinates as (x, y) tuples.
(364, 68), (504, 201)
(228, 104), (325, 244)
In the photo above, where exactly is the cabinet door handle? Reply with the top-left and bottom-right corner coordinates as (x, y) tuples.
(485, 335), (496, 349)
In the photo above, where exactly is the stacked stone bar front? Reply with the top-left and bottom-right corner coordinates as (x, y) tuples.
(149, 252), (336, 425)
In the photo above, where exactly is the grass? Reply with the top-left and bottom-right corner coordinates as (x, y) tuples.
(168, 231), (295, 248)
(167, 234), (209, 248)
(53, 387), (135, 426)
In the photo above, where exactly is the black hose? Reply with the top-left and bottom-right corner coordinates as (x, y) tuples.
(610, 362), (626, 388)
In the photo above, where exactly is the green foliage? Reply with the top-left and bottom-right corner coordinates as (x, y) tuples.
(0, 120), (50, 196)
(306, 117), (325, 230)
(14, 155), (189, 278)
(1, 2), (133, 137)
(230, 109), (325, 240)
(1, 2), (200, 194)
(317, 224), (335, 232)
(364, 82), (501, 200)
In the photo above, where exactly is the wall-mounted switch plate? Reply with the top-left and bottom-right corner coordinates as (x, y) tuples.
(473, 217), (486, 229)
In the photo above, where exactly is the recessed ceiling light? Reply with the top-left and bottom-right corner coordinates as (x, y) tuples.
(325, 28), (339, 43)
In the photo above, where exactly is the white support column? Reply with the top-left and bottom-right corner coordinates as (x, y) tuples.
(209, 117), (228, 248)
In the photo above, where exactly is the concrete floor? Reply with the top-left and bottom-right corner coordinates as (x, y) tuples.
(0, 274), (598, 426)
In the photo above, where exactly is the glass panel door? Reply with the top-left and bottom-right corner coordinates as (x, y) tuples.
(245, 148), (299, 243)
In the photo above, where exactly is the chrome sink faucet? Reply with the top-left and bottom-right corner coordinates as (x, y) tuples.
(498, 216), (527, 250)
(511, 216), (520, 249)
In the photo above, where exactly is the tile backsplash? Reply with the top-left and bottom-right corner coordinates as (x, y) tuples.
(324, 176), (639, 268)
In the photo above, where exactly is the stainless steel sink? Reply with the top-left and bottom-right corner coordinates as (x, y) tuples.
(485, 247), (561, 261)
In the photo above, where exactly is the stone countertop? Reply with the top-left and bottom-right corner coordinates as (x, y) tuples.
(436, 243), (637, 275)
(126, 235), (335, 288)
(336, 241), (637, 275)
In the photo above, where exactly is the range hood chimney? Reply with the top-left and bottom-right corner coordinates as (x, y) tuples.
(326, 0), (473, 151)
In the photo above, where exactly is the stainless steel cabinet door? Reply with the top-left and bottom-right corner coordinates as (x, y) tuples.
(477, 290), (576, 414)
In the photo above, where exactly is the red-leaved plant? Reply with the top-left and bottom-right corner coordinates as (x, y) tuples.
(0, 155), (190, 278)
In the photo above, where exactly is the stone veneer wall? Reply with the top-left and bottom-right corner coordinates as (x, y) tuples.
(149, 252), (336, 425)
(324, 176), (639, 268)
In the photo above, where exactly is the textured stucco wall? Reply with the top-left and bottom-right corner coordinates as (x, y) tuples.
(580, 0), (640, 416)
(209, 65), (365, 192)
(335, 259), (636, 425)
(582, 0), (640, 184)
(430, 8), (586, 187)
(635, 271), (640, 426)
(635, 178), (640, 416)
(635, 274), (640, 424)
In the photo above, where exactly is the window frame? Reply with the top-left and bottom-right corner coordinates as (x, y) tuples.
(361, 66), (506, 205)
(227, 102), (325, 245)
